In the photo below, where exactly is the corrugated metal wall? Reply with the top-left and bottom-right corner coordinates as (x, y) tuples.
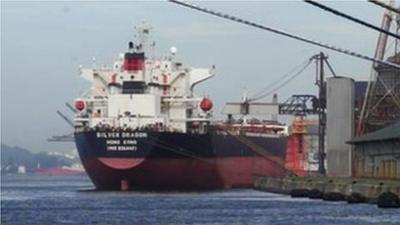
(353, 140), (400, 179)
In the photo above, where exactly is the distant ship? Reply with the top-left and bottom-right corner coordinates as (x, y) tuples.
(73, 24), (289, 190)
(35, 167), (85, 176)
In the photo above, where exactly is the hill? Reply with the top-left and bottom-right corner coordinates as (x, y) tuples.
(1, 144), (81, 174)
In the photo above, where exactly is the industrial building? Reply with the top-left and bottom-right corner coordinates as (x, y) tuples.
(363, 54), (400, 132)
(350, 121), (400, 179)
(350, 52), (400, 179)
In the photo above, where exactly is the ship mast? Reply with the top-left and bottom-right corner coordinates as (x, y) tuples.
(134, 22), (152, 53)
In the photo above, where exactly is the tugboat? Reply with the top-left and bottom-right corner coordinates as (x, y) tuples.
(73, 24), (288, 190)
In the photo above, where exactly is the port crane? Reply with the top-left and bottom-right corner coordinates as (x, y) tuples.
(358, 0), (400, 135)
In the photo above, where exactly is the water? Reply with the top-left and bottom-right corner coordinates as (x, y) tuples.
(1, 175), (399, 225)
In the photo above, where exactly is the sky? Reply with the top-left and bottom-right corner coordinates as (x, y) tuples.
(1, 1), (398, 153)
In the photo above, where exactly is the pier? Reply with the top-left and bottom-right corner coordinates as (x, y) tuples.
(254, 176), (400, 208)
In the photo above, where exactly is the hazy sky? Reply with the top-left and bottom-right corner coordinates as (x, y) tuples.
(1, 1), (397, 152)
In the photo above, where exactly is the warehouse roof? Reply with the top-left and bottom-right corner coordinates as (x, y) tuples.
(348, 121), (400, 144)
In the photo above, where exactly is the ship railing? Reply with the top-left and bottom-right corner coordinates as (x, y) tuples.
(83, 123), (182, 133)
(74, 118), (90, 122)
(162, 97), (202, 103)
(84, 97), (108, 103)
(74, 115), (188, 133)
(79, 87), (108, 99)
(169, 118), (210, 122)
(214, 124), (288, 137)
(216, 124), (284, 134)
(161, 85), (193, 99)
(243, 132), (284, 138)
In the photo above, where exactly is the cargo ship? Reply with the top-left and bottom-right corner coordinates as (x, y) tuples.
(73, 24), (289, 190)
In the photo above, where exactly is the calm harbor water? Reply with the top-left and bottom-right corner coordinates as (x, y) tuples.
(1, 175), (399, 225)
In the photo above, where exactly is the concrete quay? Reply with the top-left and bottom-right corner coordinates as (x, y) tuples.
(254, 176), (400, 208)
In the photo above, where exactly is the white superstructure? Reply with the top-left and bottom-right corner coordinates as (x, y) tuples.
(74, 25), (215, 133)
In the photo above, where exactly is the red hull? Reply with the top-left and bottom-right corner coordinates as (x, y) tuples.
(35, 168), (85, 176)
(75, 130), (289, 190)
(82, 157), (286, 190)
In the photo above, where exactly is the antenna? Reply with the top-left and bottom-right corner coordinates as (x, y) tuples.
(134, 21), (152, 52)
(92, 57), (96, 69)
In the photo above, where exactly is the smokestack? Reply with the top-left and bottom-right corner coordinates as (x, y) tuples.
(128, 42), (134, 51)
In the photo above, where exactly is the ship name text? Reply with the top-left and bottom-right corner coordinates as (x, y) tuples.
(96, 132), (147, 152)
(96, 132), (148, 138)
